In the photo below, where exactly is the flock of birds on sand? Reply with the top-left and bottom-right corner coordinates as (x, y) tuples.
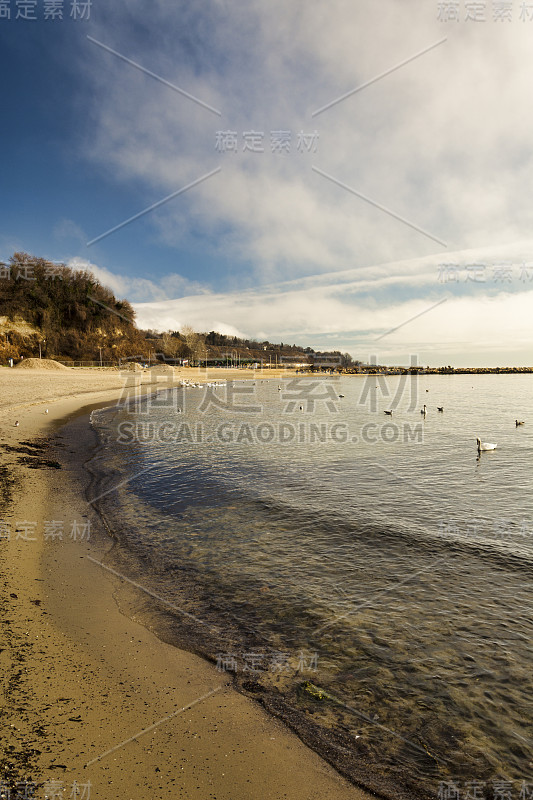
(12, 382), (233, 424)
(12, 393), (526, 455)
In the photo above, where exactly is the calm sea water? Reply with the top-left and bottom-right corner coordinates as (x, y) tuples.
(87, 373), (533, 799)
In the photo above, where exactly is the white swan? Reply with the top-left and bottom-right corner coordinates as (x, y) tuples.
(477, 437), (497, 452)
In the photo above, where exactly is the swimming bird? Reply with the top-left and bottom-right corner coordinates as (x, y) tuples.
(437, 407), (444, 412)
(44, 409), (49, 414)
(339, 394), (345, 398)
(14, 421), (19, 427)
(384, 410), (393, 416)
(477, 437), (497, 452)
(516, 420), (525, 426)
(421, 404), (427, 415)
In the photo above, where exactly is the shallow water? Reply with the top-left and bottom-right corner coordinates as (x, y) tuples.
(87, 373), (533, 798)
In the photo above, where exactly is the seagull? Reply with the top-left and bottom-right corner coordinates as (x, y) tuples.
(477, 437), (497, 452)
(516, 420), (525, 426)
(14, 421), (19, 427)
(44, 409), (49, 414)
(437, 407), (444, 412)
(384, 410), (393, 416)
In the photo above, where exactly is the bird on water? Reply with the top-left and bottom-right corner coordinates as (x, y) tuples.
(477, 437), (497, 452)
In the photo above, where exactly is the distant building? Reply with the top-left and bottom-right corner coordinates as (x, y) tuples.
(279, 354), (310, 367)
(310, 352), (343, 369)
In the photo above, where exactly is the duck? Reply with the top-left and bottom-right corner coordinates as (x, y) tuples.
(384, 410), (393, 416)
(477, 437), (497, 452)
(437, 407), (444, 412)
(421, 404), (427, 415)
(515, 420), (525, 426)
(339, 394), (345, 398)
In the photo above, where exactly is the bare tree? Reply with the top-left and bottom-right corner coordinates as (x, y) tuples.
(161, 331), (187, 359)
(181, 325), (205, 363)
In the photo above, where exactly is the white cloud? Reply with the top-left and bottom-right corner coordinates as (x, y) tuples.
(82, 2), (533, 279)
(131, 243), (533, 365)
(72, 2), (533, 363)
(67, 257), (209, 303)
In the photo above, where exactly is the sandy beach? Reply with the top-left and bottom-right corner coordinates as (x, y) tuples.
(0, 366), (374, 800)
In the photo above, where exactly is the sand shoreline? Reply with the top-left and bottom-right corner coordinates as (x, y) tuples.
(0, 368), (374, 800)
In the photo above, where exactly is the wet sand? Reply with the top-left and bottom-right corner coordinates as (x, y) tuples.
(0, 367), (375, 800)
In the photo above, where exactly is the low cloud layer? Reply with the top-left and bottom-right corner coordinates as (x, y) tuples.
(74, 240), (533, 366)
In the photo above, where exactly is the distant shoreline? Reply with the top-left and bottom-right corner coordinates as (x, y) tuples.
(339, 366), (533, 375)
(4, 358), (532, 377)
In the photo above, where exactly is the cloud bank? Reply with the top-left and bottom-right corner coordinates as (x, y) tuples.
(67, 0), (533, 364)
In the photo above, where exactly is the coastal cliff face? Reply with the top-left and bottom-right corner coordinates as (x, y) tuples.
(0, 253), (146, 365)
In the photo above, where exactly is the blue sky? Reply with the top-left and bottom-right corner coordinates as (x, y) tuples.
(1, 0), (533, 365)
